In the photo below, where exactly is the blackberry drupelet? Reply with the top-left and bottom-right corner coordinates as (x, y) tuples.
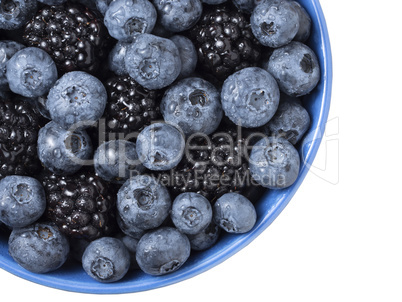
(40, 169), (117, 241)
(188, 3), (261, 82)
(22, 2), (111, 75)
(0, 96), (43, 180)
(158, 124), (251, 202)
(103, 75), (161, 139)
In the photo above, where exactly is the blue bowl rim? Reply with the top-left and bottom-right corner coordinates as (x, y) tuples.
(0, 0), (333, 294)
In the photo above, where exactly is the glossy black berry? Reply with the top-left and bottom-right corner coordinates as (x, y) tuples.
(40, 169), (117, 241)
(103, 75), (161, 138)
(0, 96), (43, 180)
(23, 2), (112, 75)
(188, 3), (261, 82)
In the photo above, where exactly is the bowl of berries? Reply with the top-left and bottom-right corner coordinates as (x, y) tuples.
(0, 0), (332, 294)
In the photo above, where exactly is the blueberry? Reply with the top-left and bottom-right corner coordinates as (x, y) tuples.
(169, 35), (197, 79)
(6, 47), (58, 98)
(82, 237), (130, 282)
(251, 0), (299, 48)
(108, 41), (130, 76)
(187, 221), (221, 251)
(249, 136), (300, 189)
(0, 0), (37, 30)
(117, 175), (172, 235)
(263, 96), (310, 144)
(152, 0), (203, 32)
(291, 1), (311, 42)
(161, 77), (223, 136)
(95, 0), (113, 15)
(266, 41), (320, 97)
(116, 233), (140, 270)
(221, 67), (280, 128)
(136, 227), (191, 276)
(232, 0), (255, 13)
(0, 40), (25, 91)
(0, 176), (46, 228)
(125, 33), (181, 90)
(213, 192), (257, 233)
(8, 222), (70, 273)
(136, 123), (185, 171)
(104, 0), (157, 42)
(47, 71), (107, 129)
(94, 139), (145, 184)
(37, 121), (93, 175)
(171, 192), (213, 235)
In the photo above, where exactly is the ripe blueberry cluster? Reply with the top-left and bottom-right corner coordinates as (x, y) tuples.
(0, 0), (319, 283)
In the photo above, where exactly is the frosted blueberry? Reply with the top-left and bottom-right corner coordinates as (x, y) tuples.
(161, 77), (222, 136)
(0, 176), (46, 228)
(136, 123), (185, 171)
(249, 136), (300, 189)
(8, 222), (70, 273)
(221, 67), (280, 128)
(37, 121), (93, 175)
(267, 41), (320, 97)
(94, 139), (145, 184)
(104, 0), (157, 42)
(82, 237), (130, 282)
(136, 227), (191, 276)
(125, 34), (181, 90)
(6, 47), (58, 98)
(47, 71), (107, 129)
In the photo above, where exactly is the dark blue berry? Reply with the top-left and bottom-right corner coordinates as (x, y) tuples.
(0, 0), (37, 30)
(213, 192), (257, 233)
(136, 123), (185, 171)
(108, 41), (130, 76)
(0, 176), (46, 228)
(251, 0), (299, 48)
(161, 77), (222, 136)
(47, 71), (107, 129)
(125, 34), (181, 90)
(266, 41), (320, 97)
(291, 0), (311, 42)
(117, 175), (172, 235)
(104, 0), (157, 42)
(136, 227), (191, 276)
(187, 221), (221, 251)
(249, 136), (300, 189)
(82, 237), (130, 282)
(221, 67), (280, 128)
(94, 139), (145, 184)
(37, 121), (93, 175)
(170, 35), (198, 79)
(0, 40), (25, 91)
(8, 222), (70, 273)
(263, 96), (310, 144)
(171, 192), (213, 235)
(6, 47), (58, 98)
(152, 0), (203, 32)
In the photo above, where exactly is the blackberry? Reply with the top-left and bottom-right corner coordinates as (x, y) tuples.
(102, 75), (161, 139)
(157, 124), (251, 202)
(40, 168), (117, 241)
(188, 3), (261, 82)
(22, 2), (111, 75)
(0, 96), (43, 180)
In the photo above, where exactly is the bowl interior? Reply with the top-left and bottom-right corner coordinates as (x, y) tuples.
(0, 0), (332, 294)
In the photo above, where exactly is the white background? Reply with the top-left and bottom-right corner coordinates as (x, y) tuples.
(1, 0), (402, 301)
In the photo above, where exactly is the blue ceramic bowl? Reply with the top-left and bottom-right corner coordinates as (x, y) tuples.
(0, 0), (332, 294)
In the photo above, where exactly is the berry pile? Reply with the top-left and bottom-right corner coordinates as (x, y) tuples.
(0, 0), (319, 284)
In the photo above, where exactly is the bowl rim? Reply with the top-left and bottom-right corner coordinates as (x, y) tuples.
(0, 0), (332, 294)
